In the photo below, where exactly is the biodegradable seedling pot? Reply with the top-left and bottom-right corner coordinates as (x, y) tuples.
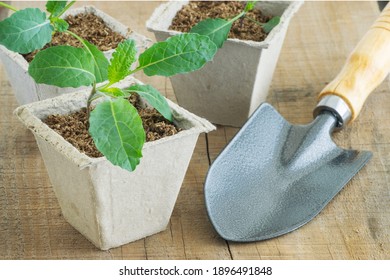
(147, 0), (303, 127)
(0, 5), (151, 105)
(14, 77), (215, 250)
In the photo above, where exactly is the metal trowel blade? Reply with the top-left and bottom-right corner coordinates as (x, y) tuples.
(204, 103), (372, 242)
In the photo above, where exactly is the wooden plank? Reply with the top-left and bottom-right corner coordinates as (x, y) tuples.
(0, 2), (9, 20)
(225, 1), (390, 260)
(0, 1), (389, 260)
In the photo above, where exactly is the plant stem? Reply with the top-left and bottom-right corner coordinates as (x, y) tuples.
(97, 81), (114, 91)
(220, 10), (247, 31)
(0, 1), (18, 12)
(87, 82), (97, 121)
(244, 15), (265, 27)
(89, 91), (107, 102)
(65, 30), (88, 48)
(56, 0), (76, 18)
(230, 10), (247, 24)
(66, 29), (100, 119)
(65, 30), (101, 66)
(127, 68), (139, 76)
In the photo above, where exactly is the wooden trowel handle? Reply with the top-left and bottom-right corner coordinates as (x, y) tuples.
(319, 3), (390, 123)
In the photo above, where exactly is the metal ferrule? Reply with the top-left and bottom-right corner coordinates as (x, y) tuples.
(313, 95), (352, 129)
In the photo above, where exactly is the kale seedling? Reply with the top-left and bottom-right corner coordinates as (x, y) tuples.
(0, 1), (77, 54)
(0, 0), (218, 172)
(27, 31), (217, 172)
(190, 1), (281, 48)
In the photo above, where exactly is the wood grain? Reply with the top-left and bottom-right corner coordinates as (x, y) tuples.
(0, 1), (389, 260)
(0, 2), (9, 20)
(319, 3), (390, 121)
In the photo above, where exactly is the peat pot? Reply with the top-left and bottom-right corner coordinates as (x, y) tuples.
(147, 0), (303, 127)
(14, 77), (215, 250)
(0, 5), (150, 105)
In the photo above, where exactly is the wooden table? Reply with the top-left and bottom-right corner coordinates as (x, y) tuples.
(1, 1), (389, 260)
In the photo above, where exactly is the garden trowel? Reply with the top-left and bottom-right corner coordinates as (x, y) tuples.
(204, 4), (390, 242)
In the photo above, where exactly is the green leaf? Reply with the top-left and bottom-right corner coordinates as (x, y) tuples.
(244, 1), (257, 12)
(51, 17), (69, 32)
(83, 40), (109, 83)
(46, 0), (67, 17)
(108, 39), (137, 84)
(100, 87), (126, 97)
(89, 98), (146, 172)
(0, 8), (52, 54)
(28, 45), (95, 88)
(263, 16), (280, 33)
(138, 33), (217, 77)
(190, 18), (232, 48)
(126, 84), (172, 121)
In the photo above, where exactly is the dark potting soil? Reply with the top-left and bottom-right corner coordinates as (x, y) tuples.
(43, 94), (181, 158)
(23, 13), (126, 62)
(169, 1), (272, 42)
